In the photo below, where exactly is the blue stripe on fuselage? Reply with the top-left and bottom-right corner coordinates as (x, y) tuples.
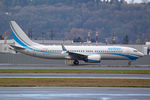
(107, 53), (138, 60)
(100, 53), (138, 60)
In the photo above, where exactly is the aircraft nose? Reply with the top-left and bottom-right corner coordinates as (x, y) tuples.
(139, 52), (144, 57)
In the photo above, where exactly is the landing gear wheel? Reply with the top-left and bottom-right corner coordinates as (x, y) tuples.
(128, 61), (132, 66)
(73, 60), (79, 65)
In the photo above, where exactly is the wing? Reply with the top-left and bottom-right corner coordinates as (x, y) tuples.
(67, 52), (87, 60)
(61, 44), (87, 60)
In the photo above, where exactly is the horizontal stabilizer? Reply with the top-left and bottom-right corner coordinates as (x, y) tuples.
(9, 45), (25, 50)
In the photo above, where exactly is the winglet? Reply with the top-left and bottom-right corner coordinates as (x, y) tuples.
(61, 44), (67, 52)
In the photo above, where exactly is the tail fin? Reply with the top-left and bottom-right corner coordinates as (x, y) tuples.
(10, 21), (35, 48)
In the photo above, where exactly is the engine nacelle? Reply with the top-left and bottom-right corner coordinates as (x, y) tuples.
(85, 54), (101, 63)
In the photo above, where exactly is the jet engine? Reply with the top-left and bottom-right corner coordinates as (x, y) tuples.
(85, 54), (101, 63)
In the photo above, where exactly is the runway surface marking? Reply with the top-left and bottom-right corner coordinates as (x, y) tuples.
(0, 73), (150, 79)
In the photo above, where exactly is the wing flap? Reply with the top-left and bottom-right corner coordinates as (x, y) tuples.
(68, 52), (87, 60)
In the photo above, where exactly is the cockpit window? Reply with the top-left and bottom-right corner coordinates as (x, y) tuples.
(133, 50), (138, 52)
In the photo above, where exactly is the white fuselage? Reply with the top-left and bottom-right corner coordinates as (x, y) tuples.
(17, 44), (143, 61)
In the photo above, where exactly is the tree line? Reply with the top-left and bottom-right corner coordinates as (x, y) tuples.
(0, 0), (150, 44)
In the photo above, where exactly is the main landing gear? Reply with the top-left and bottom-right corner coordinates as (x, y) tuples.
(73, 60), (79, 65)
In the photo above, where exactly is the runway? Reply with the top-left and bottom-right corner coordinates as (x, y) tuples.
(0, 64), (150, 70)
(0, 73), (150, 79)
(0, 87), (150, 100)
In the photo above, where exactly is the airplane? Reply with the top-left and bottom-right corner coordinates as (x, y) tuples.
(9, 21), (144, 65)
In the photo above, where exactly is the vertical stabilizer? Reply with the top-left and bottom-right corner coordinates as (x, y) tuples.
(10, 21), (35, 48)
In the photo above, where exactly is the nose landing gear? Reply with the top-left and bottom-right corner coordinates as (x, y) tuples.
(128, 60), (132, 66)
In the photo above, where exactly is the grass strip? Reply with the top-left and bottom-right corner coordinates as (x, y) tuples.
(0, 69), (150, 74)
(0, 78), (150, 87)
